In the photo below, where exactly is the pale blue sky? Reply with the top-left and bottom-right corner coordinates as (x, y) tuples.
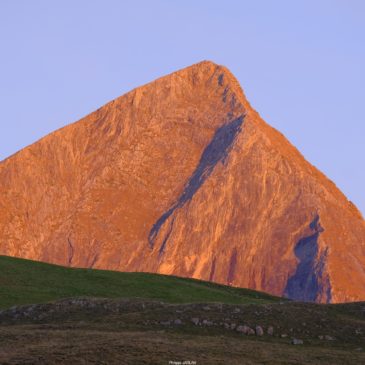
(0, 0), (364, 214)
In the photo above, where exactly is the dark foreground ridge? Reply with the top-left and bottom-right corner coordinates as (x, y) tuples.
(1, 297), (365, 364)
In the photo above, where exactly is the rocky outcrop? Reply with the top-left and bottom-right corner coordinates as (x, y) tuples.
(0, 61), (364, 303)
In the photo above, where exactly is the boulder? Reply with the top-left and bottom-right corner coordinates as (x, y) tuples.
(202, 319), (213, 326)
(324, 335), (335, 341)
(247, 327), (255, 335)
(236, 325), (246, 333)
(160, 320), (171, 326)
(255, 326), (264, 336)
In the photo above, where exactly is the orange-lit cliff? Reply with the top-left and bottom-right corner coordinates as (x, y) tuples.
(1, 61), (364, 303)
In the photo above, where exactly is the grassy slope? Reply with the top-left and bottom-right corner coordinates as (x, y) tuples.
(0, 255), (281, 308)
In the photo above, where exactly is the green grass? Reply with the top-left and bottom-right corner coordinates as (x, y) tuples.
(0, 255), (282, 309)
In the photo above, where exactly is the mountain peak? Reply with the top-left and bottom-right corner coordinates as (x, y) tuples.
(0, 64), (364, 303)
(186, 59), (219, 69)
(130, 60), (247, 106)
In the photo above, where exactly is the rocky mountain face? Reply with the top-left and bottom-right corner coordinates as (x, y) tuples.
(1, 61), (364, 303)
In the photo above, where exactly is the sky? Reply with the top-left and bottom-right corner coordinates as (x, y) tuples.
(0, 0), (364, 215)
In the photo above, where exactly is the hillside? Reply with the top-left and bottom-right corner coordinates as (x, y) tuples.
(0, 255), (279, 309)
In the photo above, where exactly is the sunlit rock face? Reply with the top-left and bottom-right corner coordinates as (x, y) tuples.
(1, 61), (364, 303)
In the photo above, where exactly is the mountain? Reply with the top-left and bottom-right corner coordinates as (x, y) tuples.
(1, 61), (364, 303)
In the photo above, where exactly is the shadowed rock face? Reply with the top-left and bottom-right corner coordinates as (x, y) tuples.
(284, 215), (330, 302)
(149, 115), (245, 253)
(0, 61), (364, 303)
